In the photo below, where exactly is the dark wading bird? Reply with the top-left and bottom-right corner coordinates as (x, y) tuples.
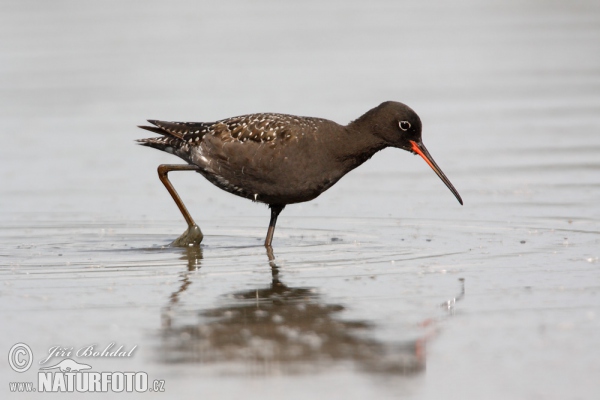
(138, 101), (463, 248)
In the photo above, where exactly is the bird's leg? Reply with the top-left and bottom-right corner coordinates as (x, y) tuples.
(264, 204), (285, 248)
(265, 244), (278, 274)
(157, 164), (203, 247)
(265, 246), (284, 288)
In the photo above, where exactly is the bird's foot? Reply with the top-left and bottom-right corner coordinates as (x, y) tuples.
(170, 225), (203, 247)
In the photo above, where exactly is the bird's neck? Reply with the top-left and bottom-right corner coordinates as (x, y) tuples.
(327, 117), (387, 169)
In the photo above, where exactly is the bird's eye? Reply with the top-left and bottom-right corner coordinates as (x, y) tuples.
(399, 121), (411, 131)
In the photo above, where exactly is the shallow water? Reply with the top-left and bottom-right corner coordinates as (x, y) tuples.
(1, 0), (600, 399)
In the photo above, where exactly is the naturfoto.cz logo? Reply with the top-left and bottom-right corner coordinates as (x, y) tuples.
(8, 343), (165, 393)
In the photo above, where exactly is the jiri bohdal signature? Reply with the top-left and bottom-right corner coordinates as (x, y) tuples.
(38, 343), (137, 365)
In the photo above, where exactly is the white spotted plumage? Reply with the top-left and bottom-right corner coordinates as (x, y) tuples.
(139, 113), (326, 151)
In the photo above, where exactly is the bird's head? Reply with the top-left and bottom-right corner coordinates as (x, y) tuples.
(365, 101), (463, 205)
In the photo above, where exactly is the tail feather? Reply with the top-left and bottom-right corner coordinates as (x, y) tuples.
(138, 125), (165, 136)
(136, 136), (183, 154)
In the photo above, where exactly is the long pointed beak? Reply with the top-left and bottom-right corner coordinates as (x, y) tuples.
(410, 140), (463, 205)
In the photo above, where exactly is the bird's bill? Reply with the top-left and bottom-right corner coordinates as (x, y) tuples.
(410, 140), (463, 205)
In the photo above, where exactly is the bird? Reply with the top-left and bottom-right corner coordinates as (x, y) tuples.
(137, 101), (463, 248)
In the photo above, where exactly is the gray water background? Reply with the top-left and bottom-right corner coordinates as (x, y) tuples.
(1, 0), (599, 398)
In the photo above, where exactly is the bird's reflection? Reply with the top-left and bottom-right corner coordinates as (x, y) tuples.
(161, 246), (202, 330)
(158, 247), (464, 375)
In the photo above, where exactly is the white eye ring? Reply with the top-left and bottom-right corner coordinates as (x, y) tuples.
(399, 121), (411, 131)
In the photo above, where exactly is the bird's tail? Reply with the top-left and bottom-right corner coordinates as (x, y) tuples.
(137, 119), (214, 157)
(137, 120), (191, 159)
